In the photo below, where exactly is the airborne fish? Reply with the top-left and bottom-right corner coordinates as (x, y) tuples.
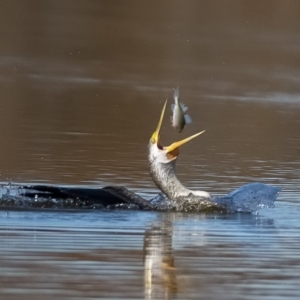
(171, 87), (192, 133)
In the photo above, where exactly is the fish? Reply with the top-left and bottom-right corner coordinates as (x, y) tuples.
(170, 87), (192, 133)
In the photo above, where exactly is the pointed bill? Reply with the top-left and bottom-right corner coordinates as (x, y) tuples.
(151, 99), (167, 144)
(164, 130), (205, 153)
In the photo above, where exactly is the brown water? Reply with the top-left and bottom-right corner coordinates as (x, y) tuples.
(0, 1), (300, 299)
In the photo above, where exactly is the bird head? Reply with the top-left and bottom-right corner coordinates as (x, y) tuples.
(148, 100), (205, 164)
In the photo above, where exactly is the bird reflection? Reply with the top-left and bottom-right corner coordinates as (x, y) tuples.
(144, 215), (177, 299)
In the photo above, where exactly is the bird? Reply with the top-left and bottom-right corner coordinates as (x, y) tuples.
(0, 100), (280, 213)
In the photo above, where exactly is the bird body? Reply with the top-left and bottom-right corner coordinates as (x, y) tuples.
(0, 100), (280, 213)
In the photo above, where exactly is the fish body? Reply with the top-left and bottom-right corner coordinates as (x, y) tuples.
(171, 87), (192, 133)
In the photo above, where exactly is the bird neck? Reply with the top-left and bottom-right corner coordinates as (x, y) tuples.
(149, 159), (195, 201)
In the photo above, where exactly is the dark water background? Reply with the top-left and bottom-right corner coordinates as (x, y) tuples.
(0, 1), (300, 299)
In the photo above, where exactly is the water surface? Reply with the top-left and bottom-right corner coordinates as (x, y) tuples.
(0, 1), (300, 299)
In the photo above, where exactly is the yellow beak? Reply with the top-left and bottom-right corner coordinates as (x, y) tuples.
(164, 130), (205, 152)
(150, 100), (167, 145)
(150, 100), (205, 154)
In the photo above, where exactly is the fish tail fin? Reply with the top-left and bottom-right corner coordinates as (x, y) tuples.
(184, 113), (192, 124)
(173, 87), (179, 99)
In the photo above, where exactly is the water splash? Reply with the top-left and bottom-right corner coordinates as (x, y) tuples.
(0, 182), (280, 213)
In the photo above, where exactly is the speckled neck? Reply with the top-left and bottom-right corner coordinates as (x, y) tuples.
(148, 152), (213, 205)
(149, 159), (191, 201)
